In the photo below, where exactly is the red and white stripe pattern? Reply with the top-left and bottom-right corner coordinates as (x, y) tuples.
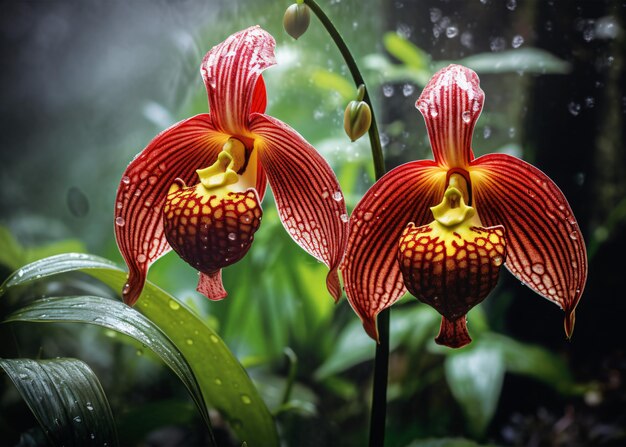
(341, 161), (446, 340)
(250, 114), (349, 302)
(471, 154), (587, 336)
(201, 26), (276, 135)
(114, 114), (226, 306)
(416, 64), (484, 169)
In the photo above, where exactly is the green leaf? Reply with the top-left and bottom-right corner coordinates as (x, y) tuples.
(0, 357), (119, 447)
(0, 253), (279, 447)
(0, 225), (86, 272)
(444, 344), (505, 437)
(437, 48), (571, 74)
(383, 32), (431, 70)
(3, 295), (214, 446)
(311, 69), (355, 101)
(315, 303), (439, 379)
(482, 333), (576, 394)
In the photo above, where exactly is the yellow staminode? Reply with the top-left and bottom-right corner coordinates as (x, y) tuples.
(191, 138), (247, 198)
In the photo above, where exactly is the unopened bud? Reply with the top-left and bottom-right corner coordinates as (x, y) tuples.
(344, 100), (372, 142)
(283, 3), (311, 40)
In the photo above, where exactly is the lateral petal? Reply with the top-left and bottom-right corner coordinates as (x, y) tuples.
(201, 26), (276, 135)
(416, 64), (483, 169)
(470, 153), (587, 336)
(115, 114), (227, 305)
(249, 113), (348, 301)
(342, 161), (446, 341)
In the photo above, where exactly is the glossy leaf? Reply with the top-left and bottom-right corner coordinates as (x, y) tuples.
(444, 344), (505, 437)
(482, 334), (576, 394)
(440, 48), (571, 74)
(0, 357), (119, 447)
(3, 295), (214, 445)
(0, 253), (279, 447)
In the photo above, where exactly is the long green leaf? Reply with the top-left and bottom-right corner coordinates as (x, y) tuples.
(437, 48), (571, 74)
(0, 253), (278, 447)
(444, 344), (505, 437)
(0, 357), (119, 446)
(3, 295), (214, 446)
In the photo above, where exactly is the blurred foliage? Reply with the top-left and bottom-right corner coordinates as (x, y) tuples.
(0, 0), (618, 445)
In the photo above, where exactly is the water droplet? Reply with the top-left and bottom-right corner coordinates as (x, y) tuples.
(321, 190), (329, 199)
(17, 269), (24, 277)
(240, 394), (252, 405)
(168, 300), (180, 310)
(148, 175), (157, 185)
(73, 416), (82, 423)
(340, 213), (349, 223)
(122, 176), (130, 185)
(512, 35), (524, 48)
(209, 334), (219, 344)
(569, 231), (579, 240)
(446, 26), (458, 38)
(115, 216), (125, 227)
(242, 215), (252, 224)
(462, 111), (471, 123)
(506, 0), (516, 10)
(571, 261), (578, 269)
(332, 191), (343, 201)
(86, 402), (94, 411)
(363, 212), (373, 222)
(116, 202), (123, 209)
(483, 126), (492, 139)
(90, 433), (95, 440)
(18, 373), (29, 380)
(490, 36), (506, 52)
(532, 263), (545, 275)
(568, 101), (581, 116)
(382, 84), (394, 97)
(137, 253), (147, 263)
(508, 127), (516, 138)
(430, 107), (439, 118)
(186, 338), (193, 345)
(214, 378), (222, 385)
(228, 232), (237, 241)
(402, 84), (414, 97)
(429, 7), (442, 23)
(492, 255), (503, 267)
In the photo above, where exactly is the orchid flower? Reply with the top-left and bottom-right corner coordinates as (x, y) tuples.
(114, 26), (347, 306)
(343, 64), (587, 348)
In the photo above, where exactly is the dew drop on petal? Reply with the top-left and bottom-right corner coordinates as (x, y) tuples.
(228, 232), (237, 241)
(240, 394), (252, 405)
(333, 191), (343, 201)
(115, 217), (125, 226)
(209, 334), (219, 344)
(363, 212), (373, 222)
(462, 111), (471, 123)
(73, 416), (82, 423)
(569, 231), (579, 240)
(492, 255), (503, 267)
(532, 263), (545, 275)
(137, 254), (147, 263)
(122, 176), (130, 185)
(86, 402), (94, 411)
(340, 213), (349, 223)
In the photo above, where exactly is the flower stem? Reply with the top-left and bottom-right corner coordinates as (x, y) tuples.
(303, 0), (385, 179)
(302, 1), (389, 445)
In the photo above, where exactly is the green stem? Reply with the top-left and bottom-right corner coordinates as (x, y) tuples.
(303, 0), (386, 179)
(302, 2), (389, 446)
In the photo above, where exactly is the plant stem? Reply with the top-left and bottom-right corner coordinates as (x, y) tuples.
(302, 2), (389, 445)
(304, 0), (385, 179)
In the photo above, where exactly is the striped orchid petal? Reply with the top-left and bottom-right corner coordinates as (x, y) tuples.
(114, 114), (227, 305)
(201, 26), (276, 135)
(249, 113), (348, 301)
(342, 161), (446, 340)
(417, 64), (484, 169)
(470, 153), (587, 336)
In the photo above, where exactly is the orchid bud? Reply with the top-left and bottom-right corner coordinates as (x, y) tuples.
(344, 85), (372, 142)
(283, 3), (311, 40)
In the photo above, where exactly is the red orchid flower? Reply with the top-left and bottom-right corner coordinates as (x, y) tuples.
(114, 26), (347, 306)
(343, 64), (587, 348)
